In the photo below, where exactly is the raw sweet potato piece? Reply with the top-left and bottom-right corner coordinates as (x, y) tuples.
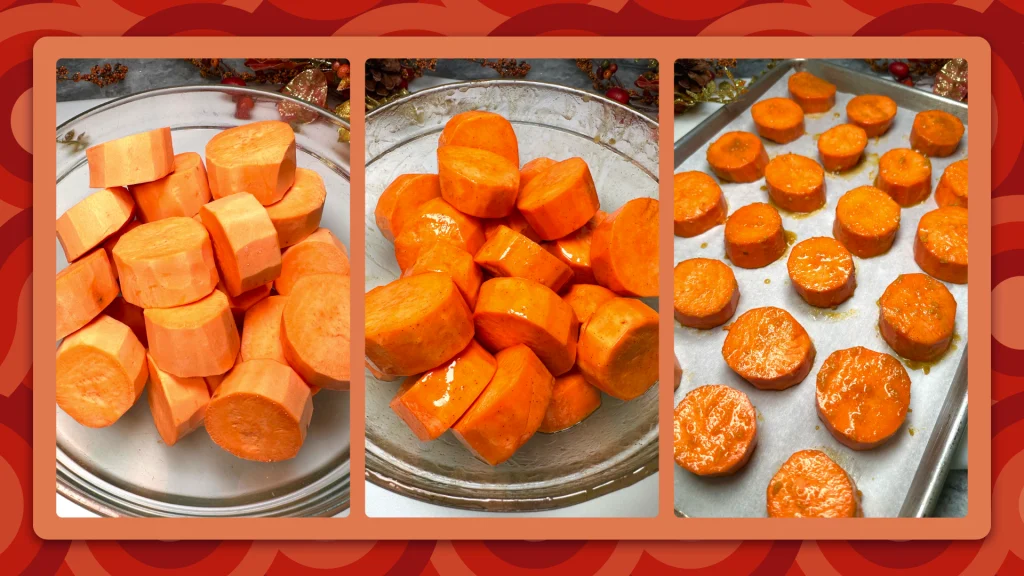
(438, 146), (520, 218)
(57, 186), (135, 262)
(218, 282), (272, 325)
(483, 210), (541, 243)
(390, 340), (497, 441)
(561, 283), (616, 326)
(146, 353), (209, 446)
(473, 277), (578, 376)
(56, 249), (118, 341)
(910, 109), (964, 157)
(266, 167), (327, 248)
(145, 289), (240, 378)
(438, 110), (519, 166)
(751, 97), (805, 144)
(787, 71), (836, 113)
(394, 198), (485, 270)
(101, 219), (140, 280)
(282, 274), (351, 390)
(935, 158), (968, 208)
(519, 157), (557, 190)
(517, 157), (600, 240)
(56, 315), (147, 428)
(365, 272), (475, 377)
(875, 148), (932, 207)
(241, 295), (289, 364)
(475, 225), (573, 293)
(112, 217), (218, 309)
(846, 94), (897, 137)
(129, 152), (211, 222)
(401, 241), (482, 308)
(275, 228), (350, 296)
(544, 211), (605, 285)
(538, 370), (601, 433)
(205, 120), (296, 205)
(104, 296), (148, 347)
(591, 198), (659, 297)
(206, 359), (313, 462)
(200, 192), (282, 297)
(577, 297), (658, 401)
(451, 344), (554, 465)
(706, 132), (769, 183)
(374, 174), (441, 243)
(86, 127), (174, 188)
(203, 349), (240, 395)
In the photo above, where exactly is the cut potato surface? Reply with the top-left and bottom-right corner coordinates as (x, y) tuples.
(56, 249), (118, 341)
(205, 120), (296, 205)
(145, 289), (240, 378)
(57, 186), (135, 262)
(201, 192), (282, 297)
(86, 127), (174, 188)
(282, 274), (351, 390)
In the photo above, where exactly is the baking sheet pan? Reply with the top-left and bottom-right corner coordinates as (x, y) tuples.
(673, 59), (969, 518)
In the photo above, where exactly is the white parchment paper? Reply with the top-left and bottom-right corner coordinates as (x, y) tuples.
(673, 69), (969, 518)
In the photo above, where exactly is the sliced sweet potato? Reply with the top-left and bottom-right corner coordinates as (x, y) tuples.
(590, 198), (659, 297)
(282, 274), (351, 390)
(401, 241), (482, 309)
(914, 206), (968, 284)
(56, 249), (118, 341)
(516, 157), (600, 240)
(205, 359), (313, 462)
(112, 217), (219, 309)
(438, 145), (520, 218)
(787, 71), (836, 113)
(438, 110), (519, 166)
(724, 202), (786, 269)
(203, 349), (240, 395)
(473, 277), (578, 376)
(674, 384), (757, 476)
(241, 295), (288, 364)
(935, 158), (968, 208)
(100, 219), (140, 280)
(451, 344), (554, 465)
(482, 209), (541, 243)
(475, 225), (573, 293)
(767, 450), (858, 518)
(577, 297), (658, 401)
(538, 370), (601, 433)
(673, 258), (739, 330)
(374, 174), (441, 243)
(146, 353), (209, 446)
(878, 273), (957, 361)
(145, 289), (240, 378)
(751, 97), (805, 144)
(846, 94), (897, 137)
(544, 211), (605, 285)
(561, 283), (617, 326)
(674, 171), (727, 237)
(519, 157), (557, 190)
(832, 186), (901, 258)
(275, 227), (350, 296)
(787, 237), (857, 308)
(57, 186), (135, 262)
(722, 306), (815, 390)
(910, 109), (964, 157)
(817, 124), (867, 173)
(200, 192), (282, 297)
(394, 197), (485, 270)
(875, 148), (932, 207)
(129, 152), (211, 222)
(764, 153), (826, 213)
(706, 132), (769, 183)
(365, 272), (475, 377)
(56, 315), (147, 428)
(86, 127), (174, 188)
(205, 120), (296, 205)
(266, 167), (327, 248)
(390, 340), (497, 441)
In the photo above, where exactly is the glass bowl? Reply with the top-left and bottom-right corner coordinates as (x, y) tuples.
(55, 85), (351, 517)
(364, 80), (659, 512)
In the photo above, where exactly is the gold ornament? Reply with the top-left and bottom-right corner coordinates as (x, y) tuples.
(933, 59), (968, 102)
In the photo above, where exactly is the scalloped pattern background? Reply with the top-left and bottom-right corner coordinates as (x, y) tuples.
(2, 1), (1023, 573)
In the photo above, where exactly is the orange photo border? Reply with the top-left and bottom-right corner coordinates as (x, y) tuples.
(33, 36), (991, 541)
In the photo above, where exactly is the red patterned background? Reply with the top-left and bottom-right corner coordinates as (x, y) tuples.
(4, 0), (1023, 574)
